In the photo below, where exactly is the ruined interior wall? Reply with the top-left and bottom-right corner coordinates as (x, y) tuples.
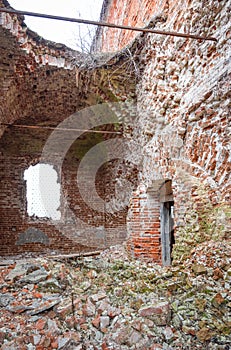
(1, 0), (230, 260)
(0, 1), (137, 256)
(97, 0), (231, 261)
(0, 148), (127, 256)
(0, 5), (96, 255)
(0, 1), (79, 132)
(126, 0), (231, 262)
(0, 156), (98, 256)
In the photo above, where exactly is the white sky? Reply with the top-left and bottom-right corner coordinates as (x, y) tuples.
(9, 0), (103, 50)
(24, 164), (61, 220)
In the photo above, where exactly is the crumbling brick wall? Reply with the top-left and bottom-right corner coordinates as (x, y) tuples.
(97, 0), (231, 263)
(1, 0), (230, 262)
(95, 0), (169, 53)
(0, 1), (137, 256)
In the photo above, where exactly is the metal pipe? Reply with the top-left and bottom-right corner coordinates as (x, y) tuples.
(0, 7), (217, 42)
(0, 122), (122, 134)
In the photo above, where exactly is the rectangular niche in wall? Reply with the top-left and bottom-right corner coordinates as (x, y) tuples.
(24, 163), (61, 220)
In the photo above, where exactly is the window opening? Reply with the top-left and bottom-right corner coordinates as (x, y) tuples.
(24, 163), (61, 220)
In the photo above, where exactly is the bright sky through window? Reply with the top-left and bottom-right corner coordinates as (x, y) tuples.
(24, 164), (61, 220)
(9, 0), (103, 50)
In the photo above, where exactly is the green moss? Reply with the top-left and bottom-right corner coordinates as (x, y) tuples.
(172, 183), (230, 263)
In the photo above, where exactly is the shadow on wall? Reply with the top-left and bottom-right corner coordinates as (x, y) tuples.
(17, 227), (50, 245)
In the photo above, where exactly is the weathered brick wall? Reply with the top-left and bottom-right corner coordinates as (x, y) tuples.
(95, 0), (169, 52)
(97, 0), (231, 263)
(0, 149), (127, 256)
(127, 186), (162, 263)
(127, 0), (231, 263)
(0, 1), (137, 256)
(1, 0), (230, 262)
(0, 0), (80, 136)
(0, 156), (99, 255)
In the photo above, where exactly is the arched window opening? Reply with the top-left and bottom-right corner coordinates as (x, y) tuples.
(24, 163), (61, 220)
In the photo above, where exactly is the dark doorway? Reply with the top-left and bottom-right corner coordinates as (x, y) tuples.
(159, 180), (174, 266)
(160, 201), (174, 265)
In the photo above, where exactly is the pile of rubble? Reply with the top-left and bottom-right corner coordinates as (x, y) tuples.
(0, 240), (230, 349)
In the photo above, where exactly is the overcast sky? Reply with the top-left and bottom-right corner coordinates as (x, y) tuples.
(9, 0), (103, 50)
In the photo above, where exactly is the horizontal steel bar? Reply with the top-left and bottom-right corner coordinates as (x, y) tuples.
(0, 7), (217, 42)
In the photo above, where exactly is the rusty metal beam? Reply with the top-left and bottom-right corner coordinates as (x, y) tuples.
(0, 123), (122, 134)
(0, 7), (217, 42)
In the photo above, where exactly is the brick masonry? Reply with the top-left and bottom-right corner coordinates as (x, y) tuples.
(97, 0), (231, 263)
(0, 0), (137, 255)
(0, 0), (230, 263)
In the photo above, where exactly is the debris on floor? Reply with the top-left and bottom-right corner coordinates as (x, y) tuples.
(0, 240), (230, 349)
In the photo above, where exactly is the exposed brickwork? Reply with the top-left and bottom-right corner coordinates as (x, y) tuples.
(127, 186), (162, 263)
(95, 0), (168, 53)
(131, 1), (230, 262)
(0, 0), (230, 263)
(97, 0), (231, 263)
(0, 1), (137, 256)
(0, 148), (128, 255)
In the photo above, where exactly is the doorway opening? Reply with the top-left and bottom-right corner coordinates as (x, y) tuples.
(160, 180), (175, 266)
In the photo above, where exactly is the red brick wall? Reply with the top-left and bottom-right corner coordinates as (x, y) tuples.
(0, 156), (96, 255)
(0, 133), (129, 255)
(1, 0), (230, 263)
(98, 0), (231, 263)
(127, 186), (161, 263)
(96, 0), (169, 52)
(0, 2), (135, 256)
